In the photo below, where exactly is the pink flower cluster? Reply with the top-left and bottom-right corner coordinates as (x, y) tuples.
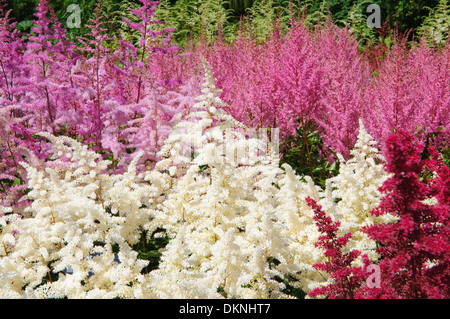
(188, 19), (449, 160)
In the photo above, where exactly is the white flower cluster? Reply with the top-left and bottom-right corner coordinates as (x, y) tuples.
(321, 120), (397, 262)
(0, 60), (390, 299)
(147, 59), (295, 298)
(0, 134), (161, 298)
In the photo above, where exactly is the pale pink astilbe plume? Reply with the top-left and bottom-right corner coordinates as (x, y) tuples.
(122, 0), (179, 103)
(74, 0), (115, 151)
(97, 0), (187, 171)
(0, 106), (41, 210)
(0, 0), (26, 106)
(109, 39), (139, 105)
(118, 83), (199, 172)
(12, 0), (80, 182)
(20, 0), (78, 139)
(0, 1), (39, 209)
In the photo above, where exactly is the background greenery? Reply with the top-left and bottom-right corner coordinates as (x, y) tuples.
(5, 0), (445, 44)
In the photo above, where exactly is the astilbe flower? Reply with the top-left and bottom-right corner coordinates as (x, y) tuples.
(96, 0), (189, 171)
(0, 1), (33, 209)
(73, 0), (115, 151)
(53, 0), (192, 173)
(273, 163), (329, 294)
(0, 133), (162, 298)
(306, 197), (372, 299)
(314, 25), (372, 160)
(2, 0), (79, 184)
(121, 0), (178, 101)
(195, 17), (381, 163)
(0, 0), (25, 105)
(323, 119), (396, 262)
(147, 59), (295, 298)
(0, 111), (34, 210)
(360, 130), (450, 299)
(274, 19), (324, 137)
(21, 0), (77, 136)
(363, 37), (427, 152)
(203, 18), (325, 137)
(409, 38), (450, 148)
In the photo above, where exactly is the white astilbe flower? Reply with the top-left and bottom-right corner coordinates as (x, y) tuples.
(274, 164), (330, 294)
(148, 59), (294, 298)
(0, 134), (161, 298)
(323, 119), (397, 262)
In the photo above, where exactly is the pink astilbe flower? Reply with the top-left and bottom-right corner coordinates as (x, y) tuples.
(314, 24), (372, 160)
(195, 17), (377, 162)
(275, 20), (324, 136)
(363, 37), (425, 151)
(410, 38), (450, 148)
(0, 1), (38, 209)
(306, 197), (371, 299)
(199, 17), (325, 138)
(361, 130), (450, 299)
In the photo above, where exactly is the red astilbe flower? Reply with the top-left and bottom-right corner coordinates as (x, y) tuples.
(306, 197), (371, 299)
(361, 130), (450, 299)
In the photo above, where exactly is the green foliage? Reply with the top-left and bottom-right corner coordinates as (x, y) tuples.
(338, 0), (377, 47)
(132, 228), (170, 275)
(6, 0), (444, 48)
(418, 0), (450, 45)
(154, 0), (233, 44)
(243, 0), (287, 40)
(280, 123), (340, 189)
(380, 0), (440, 35)
(6, 0), (38, 22)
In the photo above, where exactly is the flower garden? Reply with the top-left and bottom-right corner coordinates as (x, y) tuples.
(0, 0), (449, 299)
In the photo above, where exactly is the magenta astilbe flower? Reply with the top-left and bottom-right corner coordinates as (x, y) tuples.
(306, 197), (371, 299)
(74, 0), (115, 150)
(0, 0), (25, 105)
(361, 130), (450, 299)
(411, 39), (450, 148)
(0, 1), (35, 209)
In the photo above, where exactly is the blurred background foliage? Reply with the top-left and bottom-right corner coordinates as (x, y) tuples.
(4, 0), (447, 46)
